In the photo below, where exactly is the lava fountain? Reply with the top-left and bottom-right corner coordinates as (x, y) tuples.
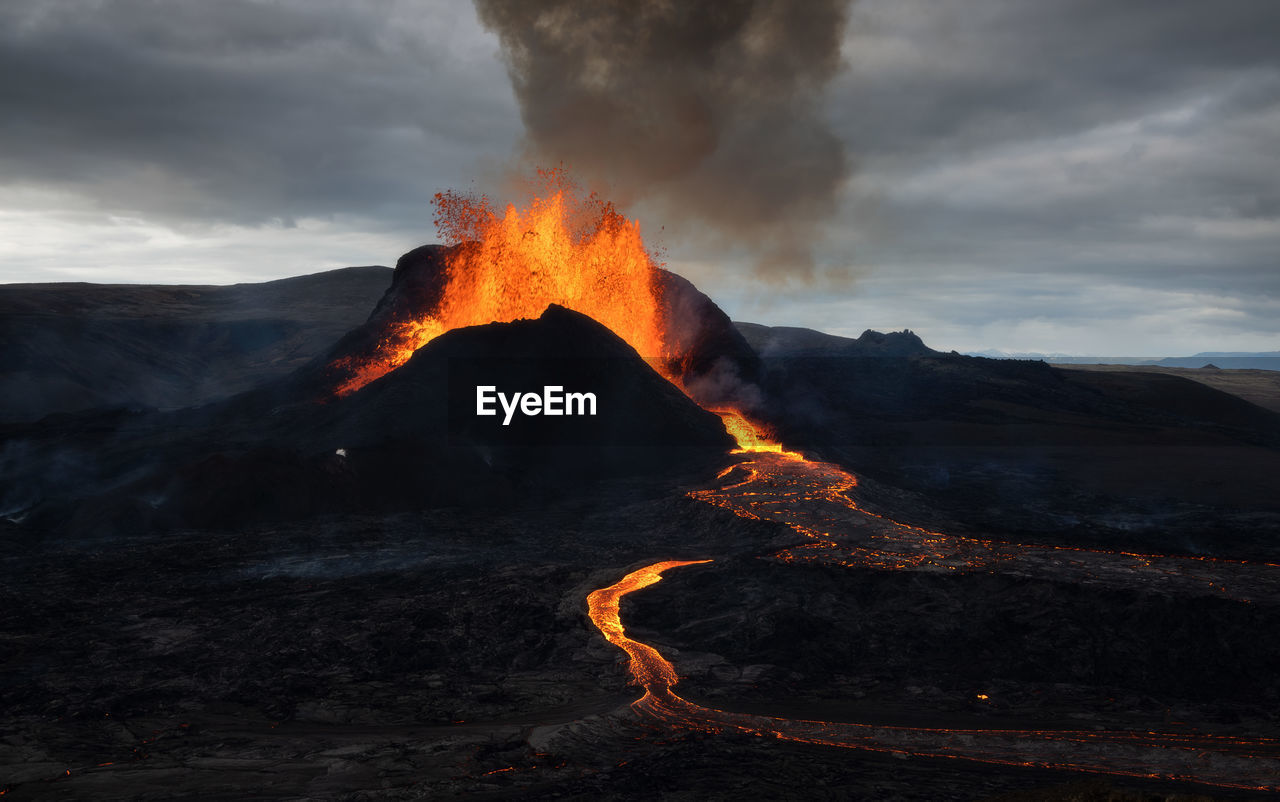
(332, 168), (673, 396)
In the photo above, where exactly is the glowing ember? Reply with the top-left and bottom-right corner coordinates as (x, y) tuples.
(333, 169), (670, 395)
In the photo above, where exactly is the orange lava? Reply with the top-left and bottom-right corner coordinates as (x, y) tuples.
(334, 168), (670, 395)
(584, 419), (1280, 791)
(688, 435), (1280, 599)
(589, 560), (1280, 792)
(586, 560), (712, 690)
(712, 409), (805, 459)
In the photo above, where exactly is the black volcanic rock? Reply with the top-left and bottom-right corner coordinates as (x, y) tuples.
(326, 304), (730, 447)
(735, 321), (936, 357)
(284, 304), (734, 508)
(752, 349), (1280, 555)
(384, 242), (451, 317)
(656, 271), (761, 409)
(14, 305), (732, 536)
(318, 244), (450, 371)
(0, 267), (392, 423)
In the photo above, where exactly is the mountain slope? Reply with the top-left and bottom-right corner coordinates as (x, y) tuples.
(735, 321), (935, 357)
(0, 266), (392, 422)
(8, 305), (732, 537)
(754, 351), (1280, 555)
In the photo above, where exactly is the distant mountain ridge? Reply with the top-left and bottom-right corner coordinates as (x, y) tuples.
(967, 350), (1280, 371)
(0, 266), (393, 422)
(734, 322), (935, 357)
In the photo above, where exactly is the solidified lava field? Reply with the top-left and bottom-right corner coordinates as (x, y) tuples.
(7, 1), (1280, 796)
(4, 453), (1280, 799)
(4, 258), (1280, 800)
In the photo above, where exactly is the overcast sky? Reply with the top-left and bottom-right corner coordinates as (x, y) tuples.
(1, 0), (1277, 355)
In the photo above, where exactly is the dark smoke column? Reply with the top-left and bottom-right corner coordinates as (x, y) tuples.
(473, 0), (852, 280)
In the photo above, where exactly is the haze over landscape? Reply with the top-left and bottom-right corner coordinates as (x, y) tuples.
(1, 0), (1277, 355)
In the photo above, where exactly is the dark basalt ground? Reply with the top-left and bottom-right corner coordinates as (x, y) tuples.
(4, 266), (1280, 799)
(628, 557), (1280, 728)
(5, 305), (732, 539)
(1060, 363), (1280, 414)
(3, 481), (1271, 800)
(752, 352), (1280, 560)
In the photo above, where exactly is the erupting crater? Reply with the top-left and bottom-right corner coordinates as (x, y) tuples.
(333, 169), (673, 396)
(325, 168), (761, 428)
(320, 168), (1280, 793)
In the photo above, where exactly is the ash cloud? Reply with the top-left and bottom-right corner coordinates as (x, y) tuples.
(473, 0), (854, 280)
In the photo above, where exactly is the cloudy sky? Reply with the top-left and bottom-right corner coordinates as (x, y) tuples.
(2, 0), (1277, 355)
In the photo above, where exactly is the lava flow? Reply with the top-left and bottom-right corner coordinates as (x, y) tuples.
(583, 417), (1280, 789)
(694, 416), (1280, 601)
(589, 561), (1280, 793)
(712, 409), (805, 459)
(321, 171), (1280, 789)
(586, 559), (712, 691)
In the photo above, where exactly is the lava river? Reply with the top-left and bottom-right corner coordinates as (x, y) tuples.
(586, 416), (1280, 793)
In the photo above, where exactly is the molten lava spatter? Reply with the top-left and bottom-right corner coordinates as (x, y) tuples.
(333, 169), (670, 395)
(590, 561), (1280, 792)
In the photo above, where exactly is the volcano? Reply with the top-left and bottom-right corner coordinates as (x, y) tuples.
(8, 299), (735, 537)
(4, 219), (1280, 799)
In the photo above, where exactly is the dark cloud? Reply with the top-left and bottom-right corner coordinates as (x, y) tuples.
(473, 0), (853, 280)
(833, 0), (1280, 161)
(0, 0), (1275, 353)
(783, 0), (1280, 352)
(0, 0), (519, 226)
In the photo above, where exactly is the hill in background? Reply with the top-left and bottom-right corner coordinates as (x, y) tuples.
(4, 266), (1278, 556)
(0, 266), (392, 422)
(969, 349), (1280, 371)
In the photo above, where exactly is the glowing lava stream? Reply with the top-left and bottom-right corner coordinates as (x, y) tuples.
(588, 561), (1280, 792)
(326, 171), (1279, 788)
(586, 560), (713, 692)
(697, 413), (1280, 601)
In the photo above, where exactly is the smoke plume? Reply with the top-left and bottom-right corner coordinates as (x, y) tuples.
(473, 0), (853, 280)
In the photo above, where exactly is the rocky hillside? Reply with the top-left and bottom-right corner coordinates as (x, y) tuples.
(0, 266), (392, 422)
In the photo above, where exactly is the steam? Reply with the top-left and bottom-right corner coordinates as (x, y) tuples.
(473, 0), (853, 280)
